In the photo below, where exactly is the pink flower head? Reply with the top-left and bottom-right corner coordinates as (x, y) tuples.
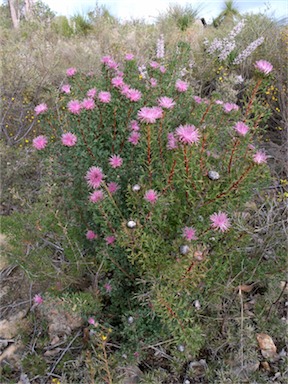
(89, 189), (104, 203)
(144, 189), (159, 204)
(85, 166), (104, 189)
(126, 88), (142, 102)
(112, 76), (125, 88)
(33, 135), (48, 150)
(105, 236), (116, 245)
(210, 212), (231, 232)
(117, 71), (124, 77)
(66, 67), (77, 77)
(87, 88), (97, 98)
(61, 132), (77, 147)
(150, 78), (157, 87)
(88, 317), (96, 325)
(159, 65), (166, 73)
(150, 61), (160, 68)
(253, 150), (268, 164)
(167, 132), (178, 150)
(125, 53), (134, 60)
(107, 59), (119, 70)
(128, 131), (141, 145)
(234, 121), (249, 136)
(158, 96), (176, 109)
(104, 282), (112, 292)
(215, 100), (223, 105)
(33, 294), (43, 305)
(107, 182), (120, 194)
(86, 230), (97, 240)
(176, 124), (200, 145)
(223, 103), (239, 113)
(130, 120), (140, 131)
(137, 106), (163, 124)
(67, 100), (82, 114)
(98, 91), (111, 103)
(182, 226), (197, 241)
(109, 154), (123, 168)
(61, 84), (71, 94)
(193, 96), (203, 104)
(34, 103), (48, 115)
(82, 98), (95, 110)
(254, 60), (273, 75)
(176, 79), (189, 92)
(101, 55), (112, 64)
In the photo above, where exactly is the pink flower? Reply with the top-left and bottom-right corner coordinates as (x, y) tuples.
(87, 88), (97, 98)
(182, 226), (197, 241)
(67, 100), (82, 114)
(88, 317), (96, 325)
(112, 76), (125, 88)
(66, 67), (77, 77)
(89, 189), (104, 203)
(106, 59), (119, 70)
(150, 78), (157, 87)
(128, 131), (141, 145)
(107, 182), (120, 194)
(176, 79), (189, 92)
(159, 65), (166, 73)
(167, 133), (178, 150)
(104, 282), (112, 292)
(109, 154), (123, 168)
(215, 100), (223, 105)
(85, 166), (104, 189)
(193, 96), (203, 104)
(130, 120), (140, 131)
(101, 55), (112, 64)
(34, 103), (48, 115)
(33, 294), (43, 305)
(254, 60), (273, 75)
(98, 91), (111, 103)
(150, 61), (159, 68)
(82, 98), (95, 110)
(105, 236), (116, 245)
(61, 132), (77, 147)
(117, 71), (124, 77)
(125, 53), (134, 60)
(61, 84), (71, 94)
(253, 150), (267, 164)
(223, 103), (239, 113)
(234, 121), (249, 136)
(158, 96), (176, 109)
(137, 106), (163, 124)
(86, 230), (97, 240)
(33, 135), (48, 150)
(126, 89), (142, 102)
(120, 84), (130, 96)
(210, 212), (231, 232)
(144, 189), (159, 204)
(176, 124), (200, 145)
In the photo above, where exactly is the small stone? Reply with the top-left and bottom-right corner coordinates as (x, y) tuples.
(132, 184), (141, 192)
(178, 344), (185, 352)
(180, 245), (190, 255)
(127, 316), (134, 324)
(194, 300), (201, 310)
(127, 220), (137, 228)
(184, 380), (190, 384)
(208, 170), (220, 180)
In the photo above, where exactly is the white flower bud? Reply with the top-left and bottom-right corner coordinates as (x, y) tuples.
(127, 220), (137, 228)
(180, 245), (190, 255)
(132, 184), (141, 192)
(194, 300), (201, 310)
(178, 344), (185, 352)
(127, 316), (134, 324)
(208, 170), (220, 180)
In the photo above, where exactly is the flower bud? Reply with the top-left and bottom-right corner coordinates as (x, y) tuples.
(127, 220), (137, 228)
(178, 344), (185, 352)
(127, 316), (134, 324)
(180, 245), (190, 255)
(132, 184), (141, 192)
(208, 170), (220, 180)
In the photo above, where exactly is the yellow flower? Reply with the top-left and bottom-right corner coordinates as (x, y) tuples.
(51, 379), (61, 384)
(25, 139), (29, 143)
(101, 334), (107, 341)
(139, 75), (143, 80)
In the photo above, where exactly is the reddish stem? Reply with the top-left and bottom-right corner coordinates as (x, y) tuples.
(200, 102), (212, 124)
(147, 125), (152, 185)
(228, 138), (240, 174)
(244, 78), (262, 121)
(162, 159), (176, 194)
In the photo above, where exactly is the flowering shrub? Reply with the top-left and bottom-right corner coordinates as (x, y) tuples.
(33, 44), (272, 356)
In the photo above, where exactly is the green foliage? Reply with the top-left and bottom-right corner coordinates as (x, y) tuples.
(158, 2), (199, 31)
